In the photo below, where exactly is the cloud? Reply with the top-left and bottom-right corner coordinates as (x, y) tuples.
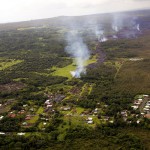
(0, 0), (149, 23)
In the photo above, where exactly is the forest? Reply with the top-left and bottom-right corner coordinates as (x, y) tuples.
(0, 10), (150, 150)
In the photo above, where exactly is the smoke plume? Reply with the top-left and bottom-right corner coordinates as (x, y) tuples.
(65, 30), (90, 78)
(112, 14), (125, 32)
(93, 24), (108, 42)
(112, 13), (141, 38)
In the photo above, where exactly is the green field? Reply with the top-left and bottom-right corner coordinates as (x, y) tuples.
(51, 55), (97, 79)
(51, 63), (76, 79)
(36, 107), (44, 114)
(28, 107), (43, 124)
(0, 10), (150, 150)
(0, 58), (23, 71)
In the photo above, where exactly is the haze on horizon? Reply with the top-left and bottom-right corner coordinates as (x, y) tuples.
(0, 0), (150, 23)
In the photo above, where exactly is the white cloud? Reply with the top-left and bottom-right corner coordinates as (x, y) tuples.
(0, 0), (149, 23)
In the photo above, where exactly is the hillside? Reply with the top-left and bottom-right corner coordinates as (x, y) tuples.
(0, 9), (150, 149)
(0, 9), (150, 31)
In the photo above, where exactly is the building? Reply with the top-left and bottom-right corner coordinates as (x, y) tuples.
(145, 114), (150, 119)
(63, 107), (71, 111)
(0, 116), (4, 120)
(87, 120), (93, 124)
(87, 117), (93, 124)
(9, 114), (16, 118)
(17, 133), (25, 136)
(131, 105), (138, 110)
(0, 132), (5, 135)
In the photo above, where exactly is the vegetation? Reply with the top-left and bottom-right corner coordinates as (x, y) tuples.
(0, 10), (150, 149)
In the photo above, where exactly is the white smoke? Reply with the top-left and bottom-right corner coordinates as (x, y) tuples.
(113, 35), (118, 39)
(93, 25), (108, 42)
(112, 14), (124, 32)
(112, 14), (137, 31)
(98, 30), (108, 42)
(136, 24), (140, 31)
(65, 31), (90, 78)
(111, 13), (141, 39)
(112, 25), (119, 32)
(95, 26), (101, 41)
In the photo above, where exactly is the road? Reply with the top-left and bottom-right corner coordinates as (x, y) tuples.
(139, 97), (149, 113)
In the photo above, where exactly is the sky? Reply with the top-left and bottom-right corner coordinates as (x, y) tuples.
(0, 0), (150, 23)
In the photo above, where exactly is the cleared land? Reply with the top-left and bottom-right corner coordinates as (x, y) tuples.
(0, 58), (23, 71)
(52, 55), (97, 79)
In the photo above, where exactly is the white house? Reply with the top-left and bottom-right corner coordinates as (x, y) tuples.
(17, 132), (25, 136)
(87, 117), (93, 121)
(0, 132), (5, 135)
(0, 116), (4, 120)
(87, 120), (93, 124)
(131, 106), (138, 110)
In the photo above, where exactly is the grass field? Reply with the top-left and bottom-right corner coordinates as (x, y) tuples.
(28, 107), (43, 124)
(52, 63), (76, 79)
(114, 59), (150, 95)
(28, 115), (39, 124)
(36, 107), (44, 114)
(52, 55), (97, 79)
(57, 107), (85, 141)
(0, 58), (23, 71)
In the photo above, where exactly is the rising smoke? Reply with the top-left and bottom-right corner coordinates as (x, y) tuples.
(64, 12), (141, 78)
(94, 24), (108, 42)
(112, 14), (125, 32)
(65, 30), (90, 78)
(111, 13), (141, 38)
(136, 24), (140, 31)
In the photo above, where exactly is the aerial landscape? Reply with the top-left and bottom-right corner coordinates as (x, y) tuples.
(0, 0), (150, 149)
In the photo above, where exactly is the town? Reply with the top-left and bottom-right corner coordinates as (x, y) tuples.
(0, 92), (149, 136)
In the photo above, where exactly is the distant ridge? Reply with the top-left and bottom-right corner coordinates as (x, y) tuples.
(0, 9), (150, 31)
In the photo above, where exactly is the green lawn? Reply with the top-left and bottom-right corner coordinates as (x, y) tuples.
(88, 84), (94, 95)
(36, 107), (44, 114)
(76, 107), (84, 115)
(63, 116), (86, 128)
(28, 107), (43, 124)
(85, 55), (97, 66)
(0, 58), (23, 71)
(57, 120), (70, 141)
(28, 115), (39, 124)
(51, 55), (97, 79)
(92, 116), (101, 125)
(51, 63), (76, 79)
(80, 83), (94, 96)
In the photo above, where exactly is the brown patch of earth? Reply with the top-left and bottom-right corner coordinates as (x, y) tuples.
(0, 82), (25, 93)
